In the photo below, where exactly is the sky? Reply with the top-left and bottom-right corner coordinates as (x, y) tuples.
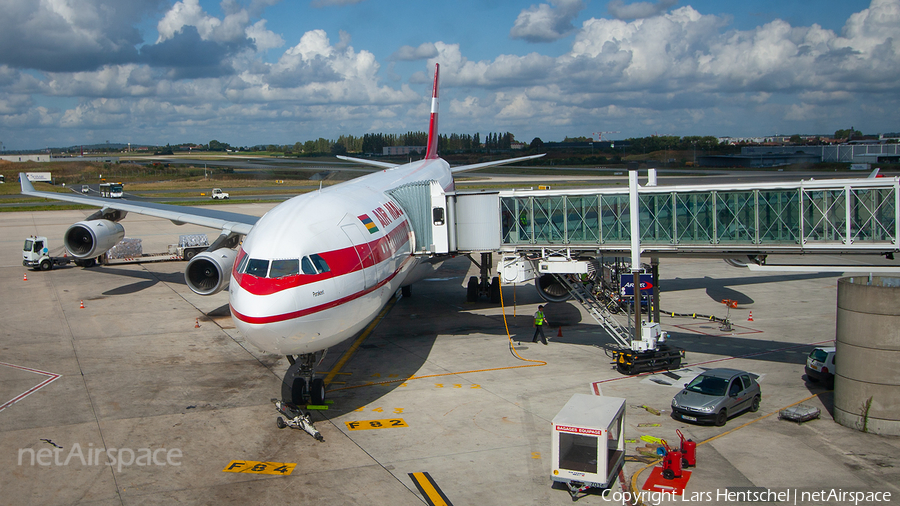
(0, 0), (896, 150)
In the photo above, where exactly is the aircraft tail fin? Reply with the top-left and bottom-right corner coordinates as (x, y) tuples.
(424, 63), (440, 160)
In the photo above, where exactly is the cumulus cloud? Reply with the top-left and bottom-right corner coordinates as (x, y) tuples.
(510, 0), (586, 43)
(607, 0), (678, 21)
(392, 43), (439, 61)
(0, 0), (150, 72)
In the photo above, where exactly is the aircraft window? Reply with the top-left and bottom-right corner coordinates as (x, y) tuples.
(246, 258), (270, 277)
(301, 256), (317, 275)
(236, 253), (250, 274)
(311, 254), (331, 273)
(269, 259), (299, 278)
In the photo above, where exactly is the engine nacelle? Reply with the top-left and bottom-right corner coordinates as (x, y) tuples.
(64, 220), (125, 259)
(535, 273), (572, 303)
(185, 248), (237, 296)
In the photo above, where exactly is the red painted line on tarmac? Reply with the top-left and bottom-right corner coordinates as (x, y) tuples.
(0, 362), (61, 413)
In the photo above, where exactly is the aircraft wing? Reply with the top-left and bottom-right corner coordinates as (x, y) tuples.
(450, 153), (546, 174)
(19, 173), (258, 235)
(336, 155), (399, 169)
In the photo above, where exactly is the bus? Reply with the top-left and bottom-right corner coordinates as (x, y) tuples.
(100, 182), (124, 198)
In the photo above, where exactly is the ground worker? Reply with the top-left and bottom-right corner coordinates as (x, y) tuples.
(532, 305), (548, 345)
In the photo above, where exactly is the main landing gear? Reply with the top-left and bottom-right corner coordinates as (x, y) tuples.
(466, 252), (501, 303)
(281, 352), (327, 406)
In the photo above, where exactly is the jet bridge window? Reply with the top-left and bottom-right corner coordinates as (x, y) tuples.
(269, 259), (299, 278)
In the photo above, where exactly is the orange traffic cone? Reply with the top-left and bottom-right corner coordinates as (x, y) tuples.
(79, 300), (85, 309)
(748, 311), (754, 322)
(557, 326), (563, 338)
(23, 273), (27, 281)
(194, 318), (200, 328)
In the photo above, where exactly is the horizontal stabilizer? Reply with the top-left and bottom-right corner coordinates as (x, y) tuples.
(450, 153), (546, 174)
(336, 155), (399, 169)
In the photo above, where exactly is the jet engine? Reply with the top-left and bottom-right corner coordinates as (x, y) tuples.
(64, 220), (125, 259)
(535, 273), (572, 303)
(185, 248), (237, 296)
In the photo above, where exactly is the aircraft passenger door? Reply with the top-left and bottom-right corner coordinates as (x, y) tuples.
(341, 224), (370, 291)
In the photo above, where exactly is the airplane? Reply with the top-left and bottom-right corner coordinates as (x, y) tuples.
(19, 63), (545, 408)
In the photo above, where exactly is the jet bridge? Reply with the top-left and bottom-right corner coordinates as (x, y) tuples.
(390, 176), (900, 303)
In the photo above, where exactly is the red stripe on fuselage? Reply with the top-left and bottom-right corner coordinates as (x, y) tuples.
(233, 219), (411, 296)
(231, 254), (415, 324)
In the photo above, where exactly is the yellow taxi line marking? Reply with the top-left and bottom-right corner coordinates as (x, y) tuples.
(409, 472), (452, 506)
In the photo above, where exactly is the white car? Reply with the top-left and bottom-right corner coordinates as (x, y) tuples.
(211, 188), (229, 199)
(805, 346), (835, 388)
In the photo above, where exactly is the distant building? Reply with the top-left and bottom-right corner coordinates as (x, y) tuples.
(383, 146), (425, 156)
(0, 154), (51, 162)
(742, 144), (900, 163)
(699, 153), (820, 168)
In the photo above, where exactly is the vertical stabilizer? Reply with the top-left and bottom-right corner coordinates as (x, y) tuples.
(425, 63), (440, 160)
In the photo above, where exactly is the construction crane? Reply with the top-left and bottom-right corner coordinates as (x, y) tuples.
(592, 131), (620, 142)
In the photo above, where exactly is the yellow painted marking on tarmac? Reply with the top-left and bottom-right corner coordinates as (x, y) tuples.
(323, 295), (398, 386)
(326, 282), (549, 395)
(345, 418), (408, 431)
(532, 452), (541, 459)
(393, 408), (404, 414)
(223, 460), (296, 476)
(409, 472), (452, 506)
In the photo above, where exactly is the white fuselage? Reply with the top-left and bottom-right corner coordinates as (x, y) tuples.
(229, 157), (453, 355)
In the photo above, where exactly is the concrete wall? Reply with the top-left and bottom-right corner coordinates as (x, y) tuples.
(834, 276), (900, 435)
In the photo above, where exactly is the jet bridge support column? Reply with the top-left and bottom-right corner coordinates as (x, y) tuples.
(651, 258), (660, 324)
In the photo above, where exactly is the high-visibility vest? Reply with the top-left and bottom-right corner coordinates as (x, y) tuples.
(534, 311), (545, 325)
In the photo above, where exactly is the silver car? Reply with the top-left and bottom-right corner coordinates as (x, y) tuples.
(671, 368), (761, 426)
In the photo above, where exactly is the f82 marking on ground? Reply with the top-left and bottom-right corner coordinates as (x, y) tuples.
(345, 418), (408, 431)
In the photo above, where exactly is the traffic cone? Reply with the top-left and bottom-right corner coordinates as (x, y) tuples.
(23, 273), (27, 281)
(557, 326), (563, 338)
(194, 318), (200, 328)
(79, 300), (85, 309)
(747, 311), (753, 322)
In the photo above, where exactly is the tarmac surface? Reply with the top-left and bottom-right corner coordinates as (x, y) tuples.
(2, 204), (900, 505)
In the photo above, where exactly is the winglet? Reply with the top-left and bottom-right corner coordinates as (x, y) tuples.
(424, 63), (440, 160)
(19, 173), (36, 194)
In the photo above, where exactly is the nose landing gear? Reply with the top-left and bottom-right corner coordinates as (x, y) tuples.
(282, 352), (328, 406)
(277, 352), (328, 440)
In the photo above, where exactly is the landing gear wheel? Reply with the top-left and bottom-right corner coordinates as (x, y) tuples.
(401, 285), (412, 297)
(39, 259), (51, 271)
(466, 276), (478, 302)
(490, 276), (501, 303)
(715, 409), (727, 427)
(309, 378), (326, 405)
(276, 416), (287, 429)
(662, 469), (675, 480)
(750, 395), (760, 413)
(282, 377), (307, 406)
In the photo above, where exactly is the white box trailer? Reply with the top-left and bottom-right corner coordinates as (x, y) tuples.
(551, 394), (626, 496)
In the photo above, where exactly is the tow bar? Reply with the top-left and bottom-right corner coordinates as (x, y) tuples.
(271, 398), (324, 441)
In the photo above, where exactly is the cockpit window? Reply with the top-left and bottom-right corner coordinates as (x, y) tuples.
(245, 258), (270, 277)
(301, 256), (317, 275)
(269, 259), (299, 278)
(236, 253), (250, 274)
(310, 254), (330, 273)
